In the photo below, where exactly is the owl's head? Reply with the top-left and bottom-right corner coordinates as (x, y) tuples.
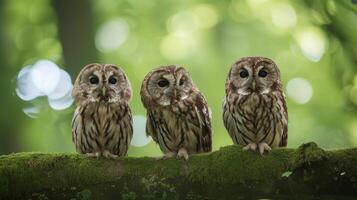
(140, 65), (195, 107)
(73, 63), (132, 104)
(226, 57), (282, 95)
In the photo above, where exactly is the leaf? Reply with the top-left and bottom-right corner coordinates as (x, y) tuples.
(281, 171), (293, 177)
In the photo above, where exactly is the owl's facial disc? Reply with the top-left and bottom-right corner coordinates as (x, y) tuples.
(73, 64), (131, 105)
(155, 77), (171, 106)
(171, 74), (190, 103)
(105, 72), (130, 103)
(228, 58), (280, 97)
(254, 64), (274, 94)
(235, 64), (274, 95)
(177, 73), (193, 102)
(85, 71), (103, 102)
(86, 71), (126, 103)
(154, 72), (191, 106)
(235, 66), (253, 95)
(100, 74), (118, 103)
(157, 76), (182, 105)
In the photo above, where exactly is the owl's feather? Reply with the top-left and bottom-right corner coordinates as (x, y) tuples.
(146, 91), (212, 154)
(72, 102), (133, 156)
(223, 91), (287, 147)
(223, 57), (288, 153)
(193, 92), (212, 152)
(71, 63), (133, 158)
(141, 65), (212, 158)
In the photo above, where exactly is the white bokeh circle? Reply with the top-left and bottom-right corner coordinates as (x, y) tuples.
(95, 18), (129, 53)
(30, 60), (61, 95)
(286, 77), (313, 104)
(131, 115), (152, 147)
(16, 59), (74, 111)
(16, 65), (43, 101)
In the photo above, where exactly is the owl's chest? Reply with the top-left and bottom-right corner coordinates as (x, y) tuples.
(239, 94), (262, 113)
(159, 109), (186, 139)
(235, 93), (273, 123)
(94, 104), (114, 130)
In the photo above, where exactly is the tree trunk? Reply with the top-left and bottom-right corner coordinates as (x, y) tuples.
(52, 0), (98, 77)
(0, 0), (23, 154)
(0, 142), (356, 200)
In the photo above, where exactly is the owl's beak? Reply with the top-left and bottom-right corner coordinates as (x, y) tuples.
(173, 88), (177, 98)
(170, 88), (179, 102)
(102, 87), (107, 96)
(251, 80), (256, 91)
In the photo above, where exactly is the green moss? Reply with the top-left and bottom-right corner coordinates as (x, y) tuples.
(0, 152), (125, 198)
(185, 145), (294, 184)
(291, 142), (328, 169)
(121, 191), (137, 200)
(1, 144), (357, 199)
(75, 189), (92, 200)
(326, 148), (357, 184)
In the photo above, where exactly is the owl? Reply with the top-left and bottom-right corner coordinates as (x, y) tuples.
(140, 65), (212, 160)
(223, 57), (288, 154)
(71, 63), (133, 159)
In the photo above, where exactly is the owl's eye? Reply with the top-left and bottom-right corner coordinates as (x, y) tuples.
(89, 76), (99, 84)
(258, 69), (268, 78)
(108, 76), (117, 84)
(157, 79), (169, 87)
(179, 78), (185, 86)
(239, 70), (249, 78)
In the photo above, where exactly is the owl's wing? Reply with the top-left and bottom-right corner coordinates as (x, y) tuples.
(71, 105), (100, 154)
(146, 111), (159, 144)
(71, 106), (83, 153)
(193, 93), (212, 152)
(110, 105), (133, 156)
(279, 94), (288, 147)
(222, 98), (241, 145)
(280, 124), (288, 147)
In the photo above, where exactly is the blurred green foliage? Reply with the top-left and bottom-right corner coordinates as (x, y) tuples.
(0, 0), (356, 156)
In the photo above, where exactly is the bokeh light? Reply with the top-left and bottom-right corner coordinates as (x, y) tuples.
(295, 28), (326, 62)
(22, 107), (40, 119)
(16, 60), (74, 111)
(246, 0), (269, 7)
(48, 91), (74, 110)
(167, 11), (198, 36)
(131, 115), (152, 147)
(192, 4), (219, 29)
(160, 34), (197, 60)
(16, 65), (43, 101)
(30, 60), (61, 95)
(286, 78), (313, 104)
(271, 4), (297, 29)
(95, 18), (129, 53)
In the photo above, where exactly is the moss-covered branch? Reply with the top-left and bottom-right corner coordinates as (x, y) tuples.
(0, 142), (356, 199)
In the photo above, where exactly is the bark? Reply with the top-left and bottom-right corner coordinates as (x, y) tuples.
(0, 142), (356, 200)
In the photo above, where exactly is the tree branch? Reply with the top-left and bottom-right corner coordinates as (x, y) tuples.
(0, 142), (356, 199)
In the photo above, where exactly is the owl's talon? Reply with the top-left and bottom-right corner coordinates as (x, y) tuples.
(258, 142), (271, 155)
(242, 143), (257, 151)
(156, 152), (176, 160)
(103, 150), (119, 159)
(177, 148), (189, 161)
(85, 152), (101, 158)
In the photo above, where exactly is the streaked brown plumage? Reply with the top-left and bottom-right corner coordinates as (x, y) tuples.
(72, 63), (133, 158)
(223, 57), (288, 154)
(140, 65), (212, 160)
